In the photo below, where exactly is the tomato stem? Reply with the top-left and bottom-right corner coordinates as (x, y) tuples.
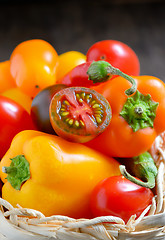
(87, 61), (137, 96)
(119, 152), (158, 189)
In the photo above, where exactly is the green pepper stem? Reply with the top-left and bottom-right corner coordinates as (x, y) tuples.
(87, 61), (137, 96)
(112, 67), (137, 96)
(2, 166), (17, 174)
(2, 155), (30, 191)
(119, 165), (156, 189)
(120, 91), (159, 132)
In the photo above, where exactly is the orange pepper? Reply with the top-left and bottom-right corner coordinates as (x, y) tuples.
(86, 61), (165, 158)
(0, 130), (120, 218)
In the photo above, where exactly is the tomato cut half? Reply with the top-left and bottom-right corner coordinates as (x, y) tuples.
(49, 87), (112, 143)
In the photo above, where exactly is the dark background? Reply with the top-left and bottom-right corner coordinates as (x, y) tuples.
(0, 0), (165, 80)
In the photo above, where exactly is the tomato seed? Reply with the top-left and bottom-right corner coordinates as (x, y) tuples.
(60, 111), (69, 117)
(96, 117), (102, 123)
(68, 119), (74, 125)
(92, 103), (100, 109)
(74, 120), (80, 128)
(63, 100), (70, 105)
(78, 98), (83, 103)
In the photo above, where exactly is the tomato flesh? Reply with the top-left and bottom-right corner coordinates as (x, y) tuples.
(49, 87), (112, 143)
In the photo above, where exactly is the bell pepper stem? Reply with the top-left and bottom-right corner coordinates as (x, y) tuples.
(2, 166), (17, 174)
(87, 60), (137, 96)
(119, 165), (156, 189)
(112, 67), (137, 96)
(2, 155), (30, 191)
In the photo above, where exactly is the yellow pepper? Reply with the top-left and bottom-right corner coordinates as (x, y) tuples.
(0, 130), (120, 218)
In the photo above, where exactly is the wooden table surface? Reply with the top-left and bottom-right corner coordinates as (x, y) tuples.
(0, 1), (164, 80)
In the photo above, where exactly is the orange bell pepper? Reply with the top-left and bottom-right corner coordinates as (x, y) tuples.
(0, 130), (120, 218)
(86, 61), (165, 158)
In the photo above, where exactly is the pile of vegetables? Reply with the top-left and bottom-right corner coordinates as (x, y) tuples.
(0, 39), (164, 223)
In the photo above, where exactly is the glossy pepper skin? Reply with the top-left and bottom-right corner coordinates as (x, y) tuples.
(86, 75), (165, 158)
(0, 130), (120, 218)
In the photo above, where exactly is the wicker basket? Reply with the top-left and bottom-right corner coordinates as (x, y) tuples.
(0, 134), (165, 240)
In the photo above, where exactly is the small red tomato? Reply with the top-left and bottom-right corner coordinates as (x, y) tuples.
(90, 175), (154, 223)
(57, 62), (97, 87)
(87, 40), (140, 76)
(49, 87), (112, 143)
(0, 95), (36, 158)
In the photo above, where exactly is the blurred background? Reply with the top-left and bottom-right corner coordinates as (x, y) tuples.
(0, 0), (164, 80)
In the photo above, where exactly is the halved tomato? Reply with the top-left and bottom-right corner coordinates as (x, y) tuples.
(49, 87), (112, 143)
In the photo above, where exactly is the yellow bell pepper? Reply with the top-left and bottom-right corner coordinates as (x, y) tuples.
(0, 130), (120, 218)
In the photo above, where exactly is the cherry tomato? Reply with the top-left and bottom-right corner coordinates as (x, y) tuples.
(0, 61), (15, 93)
(10, 39), (59, 98)
(0, 95), (37, 158)
(87, 40), (140, 76)
(90, 175), (154, 223)
(31, 84), (67, 134)
(49, 87), (112, 143)
(1, 87), (32, 113)
(57, 61), (97, 87)
(56, 51), (86, 80)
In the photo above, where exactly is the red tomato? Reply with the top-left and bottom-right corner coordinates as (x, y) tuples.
(87, 40), (140, 76)
(0, 95), (37, 158)
(49, 87), (112, 143)
(57, 61), (97, 87)
(90, 175), (154, 223)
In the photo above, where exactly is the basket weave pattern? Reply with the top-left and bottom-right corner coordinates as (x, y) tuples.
(0, 134), (165, 240)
